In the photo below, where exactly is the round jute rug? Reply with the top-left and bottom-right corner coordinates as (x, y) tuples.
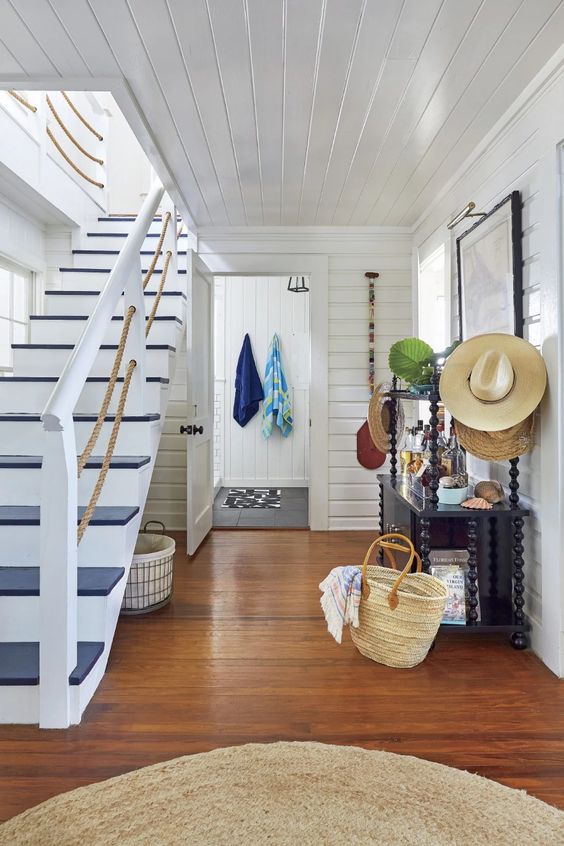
(1, 742), (562, 845)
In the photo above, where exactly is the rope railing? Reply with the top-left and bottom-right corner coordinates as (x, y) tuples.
(76, 212), (174, 542)
(8, 90), (37, 113)
(46, 94), (104, 166)
(77, 359), (137, 543)
(60, 91), (103, 141)
(46, 126), (105, 189)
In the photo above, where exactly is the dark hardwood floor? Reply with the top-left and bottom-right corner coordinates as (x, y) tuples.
(1, 528), (564, 822)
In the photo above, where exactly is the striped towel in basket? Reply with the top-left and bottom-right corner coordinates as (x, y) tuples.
(319, 566), (362, 644)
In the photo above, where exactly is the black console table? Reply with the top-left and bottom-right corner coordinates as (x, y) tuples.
(379, 370), (530, 648)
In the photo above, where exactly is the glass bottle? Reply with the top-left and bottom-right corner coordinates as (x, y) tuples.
(399, 426), (412, 475)
(436, 423), (448, 461)
(407, 427), (423, 475)
(442, 425), (467, 478)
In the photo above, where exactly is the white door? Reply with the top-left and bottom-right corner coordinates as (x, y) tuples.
(184, 251), (214, 554)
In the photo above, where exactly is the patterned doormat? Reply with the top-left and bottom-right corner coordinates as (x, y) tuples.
(222, 488), (281, 509)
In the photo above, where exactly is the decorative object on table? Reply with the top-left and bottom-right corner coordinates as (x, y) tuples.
(429, 565), (466, 624)
(121, 521), (175, 615)
(356, 420), (386, 469)
(474, 479), (505, 504)
(461, 497), (493, 510)
(365, 271), (379, 394)
(429, 548), (481, 623)
(455, 414), (536, 461)
(367, 381), (405, 453)
(456, 191), (522, 340)
(438, 474), (468, 505)
(262, 333), (293, 439)
(233, 333), (263, 427)
(319, 565), (362, 644)
(222, 488), (281, 509)
(388, 337), (460, 392)
(287, 275), (309, 293)
(439, 333), (547, 432)
(349, 533), (448, 669)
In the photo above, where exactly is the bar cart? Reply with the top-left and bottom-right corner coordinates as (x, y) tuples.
(377, 366), (529, 648)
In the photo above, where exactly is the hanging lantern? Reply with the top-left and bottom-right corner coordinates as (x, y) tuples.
(288, 275), (309, 293)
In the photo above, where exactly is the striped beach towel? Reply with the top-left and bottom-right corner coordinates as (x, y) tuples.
(319, 566), (362, 644)
(262, 333), (293, 439)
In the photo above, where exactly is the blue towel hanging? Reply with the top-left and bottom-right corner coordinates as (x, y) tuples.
(233, 333), (263, 427)
(262, 333), (293, 438)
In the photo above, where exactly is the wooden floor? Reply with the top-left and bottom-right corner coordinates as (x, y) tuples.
(1, 529), (564, 822)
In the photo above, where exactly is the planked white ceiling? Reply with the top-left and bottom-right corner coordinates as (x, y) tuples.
(1, 0), (564, 227)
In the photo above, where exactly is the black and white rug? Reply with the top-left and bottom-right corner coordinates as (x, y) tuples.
(222, 488), (281, 509)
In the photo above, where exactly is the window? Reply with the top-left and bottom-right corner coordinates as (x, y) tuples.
(0, 260), (32, 372)
(418, 245), (448, 352)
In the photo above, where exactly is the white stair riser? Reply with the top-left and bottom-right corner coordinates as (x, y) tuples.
(0, 419), (160, 455)
(0, 380), (166, 415)
(58, 271), (185, 294)
(0, 466), (150, 507)
(92, 218), (181, 235)
(0, 688), (38, 724)
(44, 293), (183, 318)
(71, 251), (186, 270)
(0, 523), (131, 567)
(13, 347), (174, 378)
(82, 233), (188, 252)
(0, 595), (112, 641)
(31, 318), (180, 346)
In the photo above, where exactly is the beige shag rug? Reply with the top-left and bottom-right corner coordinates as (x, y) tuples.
(1, 742), (562, 845)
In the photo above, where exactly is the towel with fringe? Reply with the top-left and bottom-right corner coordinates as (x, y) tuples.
(262, 333), (293, 439)
(319, 566), (362, 644)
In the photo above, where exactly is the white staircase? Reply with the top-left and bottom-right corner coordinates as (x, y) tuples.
(0, 186), (186, 727)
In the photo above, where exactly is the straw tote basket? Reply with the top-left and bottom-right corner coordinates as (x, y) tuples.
(350, 533), (448, 668)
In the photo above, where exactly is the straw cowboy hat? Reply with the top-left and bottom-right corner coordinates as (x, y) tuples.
(367, 382), (405, 454)
(455, 413), (536, 461)
(439, 333), (546, 432)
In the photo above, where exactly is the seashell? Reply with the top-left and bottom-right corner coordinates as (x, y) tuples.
(462, 497), (493, 510)
(474, 480), (504, 504)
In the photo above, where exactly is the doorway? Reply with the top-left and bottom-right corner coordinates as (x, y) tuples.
(212, 275), (310, 529)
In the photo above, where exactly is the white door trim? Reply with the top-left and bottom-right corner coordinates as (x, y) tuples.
(200, 252), (329, 530)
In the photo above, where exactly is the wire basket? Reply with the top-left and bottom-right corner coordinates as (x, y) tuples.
(121, 521), (175, 615)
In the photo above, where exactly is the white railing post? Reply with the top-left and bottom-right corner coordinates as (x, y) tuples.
(123, 253), (146, 415)
(39, 420), (78, 728)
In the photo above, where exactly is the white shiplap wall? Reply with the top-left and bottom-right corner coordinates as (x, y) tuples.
(413, 55), (564, 673)
(218, 276), (310, 487)
(328, 252), (412, 529)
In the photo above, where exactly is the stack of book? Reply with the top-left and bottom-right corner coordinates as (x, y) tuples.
(429, 549), (481, 625)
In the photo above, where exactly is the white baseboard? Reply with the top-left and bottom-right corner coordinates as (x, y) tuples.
(223, 479), (309, 489)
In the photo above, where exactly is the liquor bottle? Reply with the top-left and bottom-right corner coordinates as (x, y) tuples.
(399, 426), (412, 475)
(407, 427), (423, 475)
(442, 425), (467, 478)
(421, 425), (432, 460)
(436, 423), (448, 461)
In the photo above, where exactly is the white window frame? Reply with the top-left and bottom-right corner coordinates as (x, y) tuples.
(0, 256), (34, 373)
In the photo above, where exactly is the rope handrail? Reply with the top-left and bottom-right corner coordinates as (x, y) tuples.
(146, 250), (172, 337)
(143, 211), (171, 290)
(77, 305), (136, 474)
(60, 91), (103, 141)
(177, 221), (184, 239)
(46, 94), (104, 166)
(46, 126), (105, 189)
(77, 359), (137, 543)
(8, 90), (37, 113)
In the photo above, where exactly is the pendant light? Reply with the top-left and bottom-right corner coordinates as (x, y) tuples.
(288, 275), (309, 293)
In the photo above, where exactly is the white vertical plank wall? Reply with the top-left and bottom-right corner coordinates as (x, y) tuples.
(220, 275), (310, 489)
(413, 60), (564, 672)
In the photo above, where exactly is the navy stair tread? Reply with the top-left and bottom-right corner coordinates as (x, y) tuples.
(72, 249), (187, 256)
(0, 641), (104, 686)
(97, 216), (182, 222)
(0, 412), (160, 422)
(0, 505), (139, 526)
(46, 290), (186, 297)
(87, 231), (187, 238)
(0, 566), (125, 596)
(60, 267), (187, 274)
(12, 344), (175, 351)
(30, 315), (182, 323)
(2, 376), (169, 384)
(0, 455), (150, 469)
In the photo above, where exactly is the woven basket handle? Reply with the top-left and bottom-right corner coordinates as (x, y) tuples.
(361, 533), (422, 610)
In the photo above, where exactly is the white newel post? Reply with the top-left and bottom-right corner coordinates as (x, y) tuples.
(124, 255), (146, 415)
(39, 419), (78, 728)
